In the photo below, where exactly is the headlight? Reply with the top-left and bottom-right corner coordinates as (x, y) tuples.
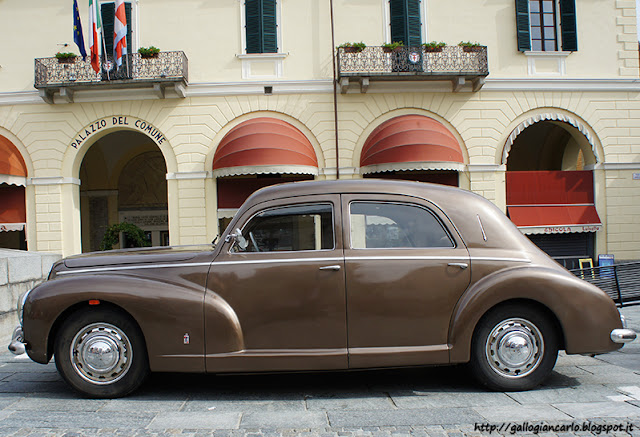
(17, 288), (32, 326)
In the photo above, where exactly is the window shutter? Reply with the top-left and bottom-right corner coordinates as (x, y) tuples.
(559, 0), (577, 51)
(245, 0), (277, 54)
(515, 0), (531, 51)
(101, 2), (133, 59)
(406, 0), (422, 47)
(245, 0), (261, 53)
(389, 0), (422, 46)
(389, 0), (406, 44)
(101, 3), (115, 58)
(262, 0), (277, 53)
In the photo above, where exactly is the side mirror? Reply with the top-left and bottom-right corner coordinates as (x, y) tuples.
(225, 228), (248, 251)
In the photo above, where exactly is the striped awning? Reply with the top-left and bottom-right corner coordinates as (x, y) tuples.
(360, 115), (464, 175)
(213, 118), (318, 178)
(0, 135), (27, 186)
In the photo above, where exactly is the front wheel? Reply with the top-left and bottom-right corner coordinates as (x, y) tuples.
(54, 308), (149, 398)
(470, 304), (558, 391)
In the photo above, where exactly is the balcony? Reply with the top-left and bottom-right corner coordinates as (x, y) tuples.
(35, 51), (188, 103)
(337, 45), (489, 93)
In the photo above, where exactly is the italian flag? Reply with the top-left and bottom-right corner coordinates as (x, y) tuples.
(88, 0), (101, 73)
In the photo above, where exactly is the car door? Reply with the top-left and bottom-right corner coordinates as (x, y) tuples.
(205, 195), (348, 372)
(342, 194), (471, 368)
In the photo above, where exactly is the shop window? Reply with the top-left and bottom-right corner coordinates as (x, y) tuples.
(516, 0), (577, 52)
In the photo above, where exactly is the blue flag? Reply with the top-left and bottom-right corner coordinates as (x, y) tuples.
(73, 0), (87, 60)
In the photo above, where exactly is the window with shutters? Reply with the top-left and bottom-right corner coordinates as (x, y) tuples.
(388, 0), (423, 47)
(244, 0), (278, 54)
(515, 0), (577, 52)
(100, 1), (135, 60)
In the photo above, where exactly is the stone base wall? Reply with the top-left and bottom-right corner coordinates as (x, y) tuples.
(0, 249), (61, 343)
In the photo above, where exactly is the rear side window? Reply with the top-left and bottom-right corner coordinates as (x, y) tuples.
(350, 202), (453, 249)
(234, 203), (334, 252)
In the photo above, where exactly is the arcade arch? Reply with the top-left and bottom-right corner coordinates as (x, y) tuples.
(502, 112), (603, 269)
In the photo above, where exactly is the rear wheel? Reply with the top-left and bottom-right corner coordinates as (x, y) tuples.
(470, 304), (558, 391)
(54, 308), (149, 398)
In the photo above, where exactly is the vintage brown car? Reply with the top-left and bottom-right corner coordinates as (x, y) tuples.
(9, 179), (636, 398)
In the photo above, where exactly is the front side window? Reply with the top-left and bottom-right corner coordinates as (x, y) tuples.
(245, 0), (278, 53)
(389, 0), (422, 46)
(515, 0), (577, 52)
(350, 202), (453, 249)
(233, 204), (333, 253)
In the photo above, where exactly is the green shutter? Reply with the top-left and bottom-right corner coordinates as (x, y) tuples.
(406, 0), (421, 47)
(390, 0), (421, 46)
(100, 2), (133, 59)
(101, 3), (115, 58)
(245, 0), (277, 54)
(390, 0), (406, 44)
(515, 0), (530, 51)
(559, 0), (577, 51)
(262, 0), (277, 53)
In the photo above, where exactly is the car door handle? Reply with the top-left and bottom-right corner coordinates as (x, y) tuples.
(319, 265), (341, 271)
(448, 262), (468, 269)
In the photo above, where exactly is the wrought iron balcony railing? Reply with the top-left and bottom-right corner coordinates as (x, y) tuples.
(35, 51), (188, 103)
(337, 45), (489, 93)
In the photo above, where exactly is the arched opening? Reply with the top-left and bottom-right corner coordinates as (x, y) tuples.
(360, 115), (464, 186)
(0, 135), (28, 250)
(213, 118), (318, 234)
(79, 130), (168, 252)
(505, 119), (601, 269)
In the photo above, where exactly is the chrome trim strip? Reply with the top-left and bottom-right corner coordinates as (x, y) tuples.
(477, 215), (487, 242)
(57, 254), (530, 275)
(349, 344), (451, 355)
(57, 262), (213, 276)
(204, 348), (347, 358)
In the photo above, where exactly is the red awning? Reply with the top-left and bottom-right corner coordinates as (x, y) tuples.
(360, 115), (464, 174)
(0, 185), (26, 232)
(213, 118), (318, 177)
(507, 205), (602, 235)
(0, 135), (27, 186)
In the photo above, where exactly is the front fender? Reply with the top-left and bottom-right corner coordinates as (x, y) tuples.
(23, 272), (208, 372)
(449, 266), (623, 363)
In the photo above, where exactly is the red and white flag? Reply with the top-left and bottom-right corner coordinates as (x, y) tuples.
(88, 0), (101, 73)
(113, 0), (127, 68)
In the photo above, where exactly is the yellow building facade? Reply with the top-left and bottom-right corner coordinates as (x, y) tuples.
(0, 0), (639, 267)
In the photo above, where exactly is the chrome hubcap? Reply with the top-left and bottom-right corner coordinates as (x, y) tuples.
(71, 323), (132, 385)
(485, 317), (543, 378)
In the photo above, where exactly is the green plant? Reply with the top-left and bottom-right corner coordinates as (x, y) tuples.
(382, 41), (404, 50)
(458, 41), (482, 48)
(138, 46), (160, 57)
(338, 42), (366, 52)
(100, 222), (151, 251)
(423, 41), (446, 49)
(55, 52), (77, 59)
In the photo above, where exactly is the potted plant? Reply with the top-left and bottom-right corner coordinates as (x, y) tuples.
(422, 41), (446, 52)
(100, 222), (151, 251)
(55, 52), (77, 64)
(458, 41), (483, 52)
(138, 46), (161, 59)
(338, 42), (366, 53)
(382, 41), (404, 53)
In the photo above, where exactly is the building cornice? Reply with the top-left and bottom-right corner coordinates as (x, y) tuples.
(2, 78), (640, 106)
(483, 78), (640, 92)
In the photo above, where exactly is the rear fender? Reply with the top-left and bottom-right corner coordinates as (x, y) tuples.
(448, 266), (623, 363)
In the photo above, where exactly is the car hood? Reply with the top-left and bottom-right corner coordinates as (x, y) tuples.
(62, 244), (214, 269)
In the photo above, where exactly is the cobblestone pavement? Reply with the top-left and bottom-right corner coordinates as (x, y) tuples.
(0, 307), (638, 437)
